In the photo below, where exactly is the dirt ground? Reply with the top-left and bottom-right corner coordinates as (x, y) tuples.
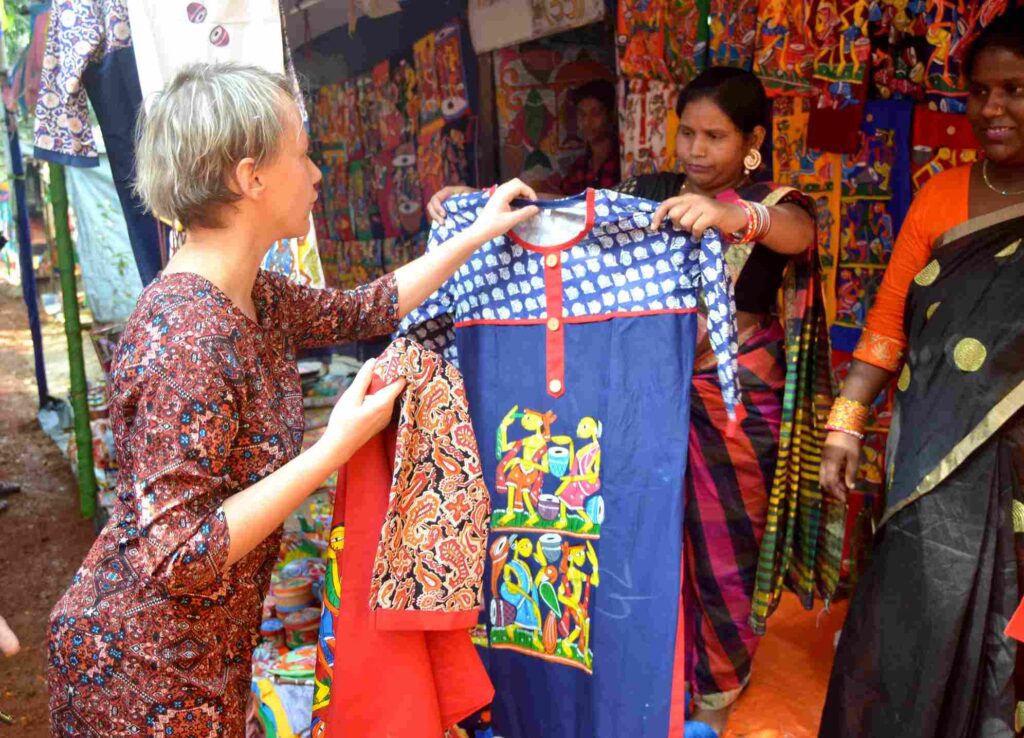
(0, 283), (97, 735)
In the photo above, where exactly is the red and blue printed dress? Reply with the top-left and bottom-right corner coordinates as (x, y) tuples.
(400, 188), (738, 738)
(47, 270), (397, 737)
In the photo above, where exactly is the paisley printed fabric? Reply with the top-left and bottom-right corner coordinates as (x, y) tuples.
(47, 270), (398, 737)
(369, 338), (491, 620)
(34, 0), (132, 164)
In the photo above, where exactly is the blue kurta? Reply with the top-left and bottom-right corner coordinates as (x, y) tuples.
(401, 188), (737, 738)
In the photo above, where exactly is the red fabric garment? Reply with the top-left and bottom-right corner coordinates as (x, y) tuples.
(324, 339), (493, 737)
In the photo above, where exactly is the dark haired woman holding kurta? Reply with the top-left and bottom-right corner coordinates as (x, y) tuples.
(428, 65), (837, 734)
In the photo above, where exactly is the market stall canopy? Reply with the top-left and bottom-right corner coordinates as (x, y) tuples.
(282, 0), (405, 49)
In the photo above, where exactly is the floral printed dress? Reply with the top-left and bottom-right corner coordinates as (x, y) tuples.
(47, 270), (397, 737)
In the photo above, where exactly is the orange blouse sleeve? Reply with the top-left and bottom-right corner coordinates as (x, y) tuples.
(853, 166), (971, 372)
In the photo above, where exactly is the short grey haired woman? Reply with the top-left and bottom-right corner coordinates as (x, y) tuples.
(45, 62), (537, 736)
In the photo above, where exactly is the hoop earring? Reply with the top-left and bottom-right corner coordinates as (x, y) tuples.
(743, 148), (763, 175)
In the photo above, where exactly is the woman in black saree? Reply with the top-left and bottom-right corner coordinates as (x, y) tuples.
(819, 8), (1024, 736)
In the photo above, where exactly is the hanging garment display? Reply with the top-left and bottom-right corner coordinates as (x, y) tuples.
(313, 79), (364, 163)
(705, 0), (758, 68)
(399, 188), (739, 738)
(468, 0), (606, 55)
(772, 97), (843, 326)
(34, 0), (162, 285)
(910, 104), (980, 192)
(618, 78), (681, 180)
(125, 0), (284, 103)
(665, 0), (710, 83)
(124, 0), (324, 287)
(64, 156), (144, 323)
(494, 45), (616, 188)
(920, 0), (1010, 111)
(753, 0), (816, 96)
(866, 0), (929, 103)
(313, 338), (493, 738)
(617, 0), (670, 80)
(812, 0), (872, 87)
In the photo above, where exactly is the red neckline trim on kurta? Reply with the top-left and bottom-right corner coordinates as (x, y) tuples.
(507, 188), (596, 254)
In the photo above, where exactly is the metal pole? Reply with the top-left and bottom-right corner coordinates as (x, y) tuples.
(4, 107), (50, 406)
(48, 162), (96, 518)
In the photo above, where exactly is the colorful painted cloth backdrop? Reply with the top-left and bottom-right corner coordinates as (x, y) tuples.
(494, 42), (615, 191)
(310, 20), (474, 289)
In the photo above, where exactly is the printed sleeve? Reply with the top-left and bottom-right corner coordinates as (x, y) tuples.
(395, 200), (476, 365)
(121, 334), (240, 596)
(696, 228), (741, 422)
(259, 270), (399, 349)
(34, 1), (103, 166)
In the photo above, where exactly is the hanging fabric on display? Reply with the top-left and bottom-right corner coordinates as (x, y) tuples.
(398, 188), (739, 738)
(34, 0), (163, 286)
(493, 44), (616, 189)
(310, 19), (475, 288)
(313, 338), (493, 738)
(467, 0), (605, 55)
(910, 104), (980, 192)
(125, 0), (284, 102)
(705, 0), (758, 68)
(752, 0), (815, 96)
(64, 156), (144, 323)
(125, 0), (325, 287)
(617, 78), (682, 179)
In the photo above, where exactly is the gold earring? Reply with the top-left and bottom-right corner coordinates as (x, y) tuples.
(743, 148), (762, 175)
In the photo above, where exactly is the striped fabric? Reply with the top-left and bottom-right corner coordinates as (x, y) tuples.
(684, 183), (841, 708)
(748, 192), (841, 633)
(685, 320), (787, 708)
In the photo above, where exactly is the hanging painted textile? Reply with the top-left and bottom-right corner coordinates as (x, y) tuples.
(494, 45), (615, 189)
(812, 0), (871, 86)
(336, 240), (384, 290)
(313, 80), (364, 161)
(753, 0), (816, 96)
(866, 0), (929, 103)
(318, 150), (355, 243)
(383, 233), (427, 273)
(400, 188), (739, 738)
(921, 0), (1009, 112)
(375, 143), (425, 239)
(413, 30), (443, 128)
(373, 56), (418, 153)
(348, 158), (383, 241)
(772, 97), (842, 325)
(841, 100), (913, 224)
(356, 72), (383, 158)
(618, 77), (680, 180)
(617, 0), (670, 80)
(664, 0), (710, 83)
(468, 0), (606, 55)
(910, 104), (980, 193)
(436, 21), (472, 122)
(706, 0), (758, 68)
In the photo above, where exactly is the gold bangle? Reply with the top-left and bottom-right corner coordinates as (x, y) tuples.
(827, 396), (869, 435)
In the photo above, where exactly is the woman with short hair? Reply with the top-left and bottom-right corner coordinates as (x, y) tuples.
(45, 62), (538, 736)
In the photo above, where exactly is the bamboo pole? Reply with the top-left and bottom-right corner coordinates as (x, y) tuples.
(48, 162), (97, 518)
